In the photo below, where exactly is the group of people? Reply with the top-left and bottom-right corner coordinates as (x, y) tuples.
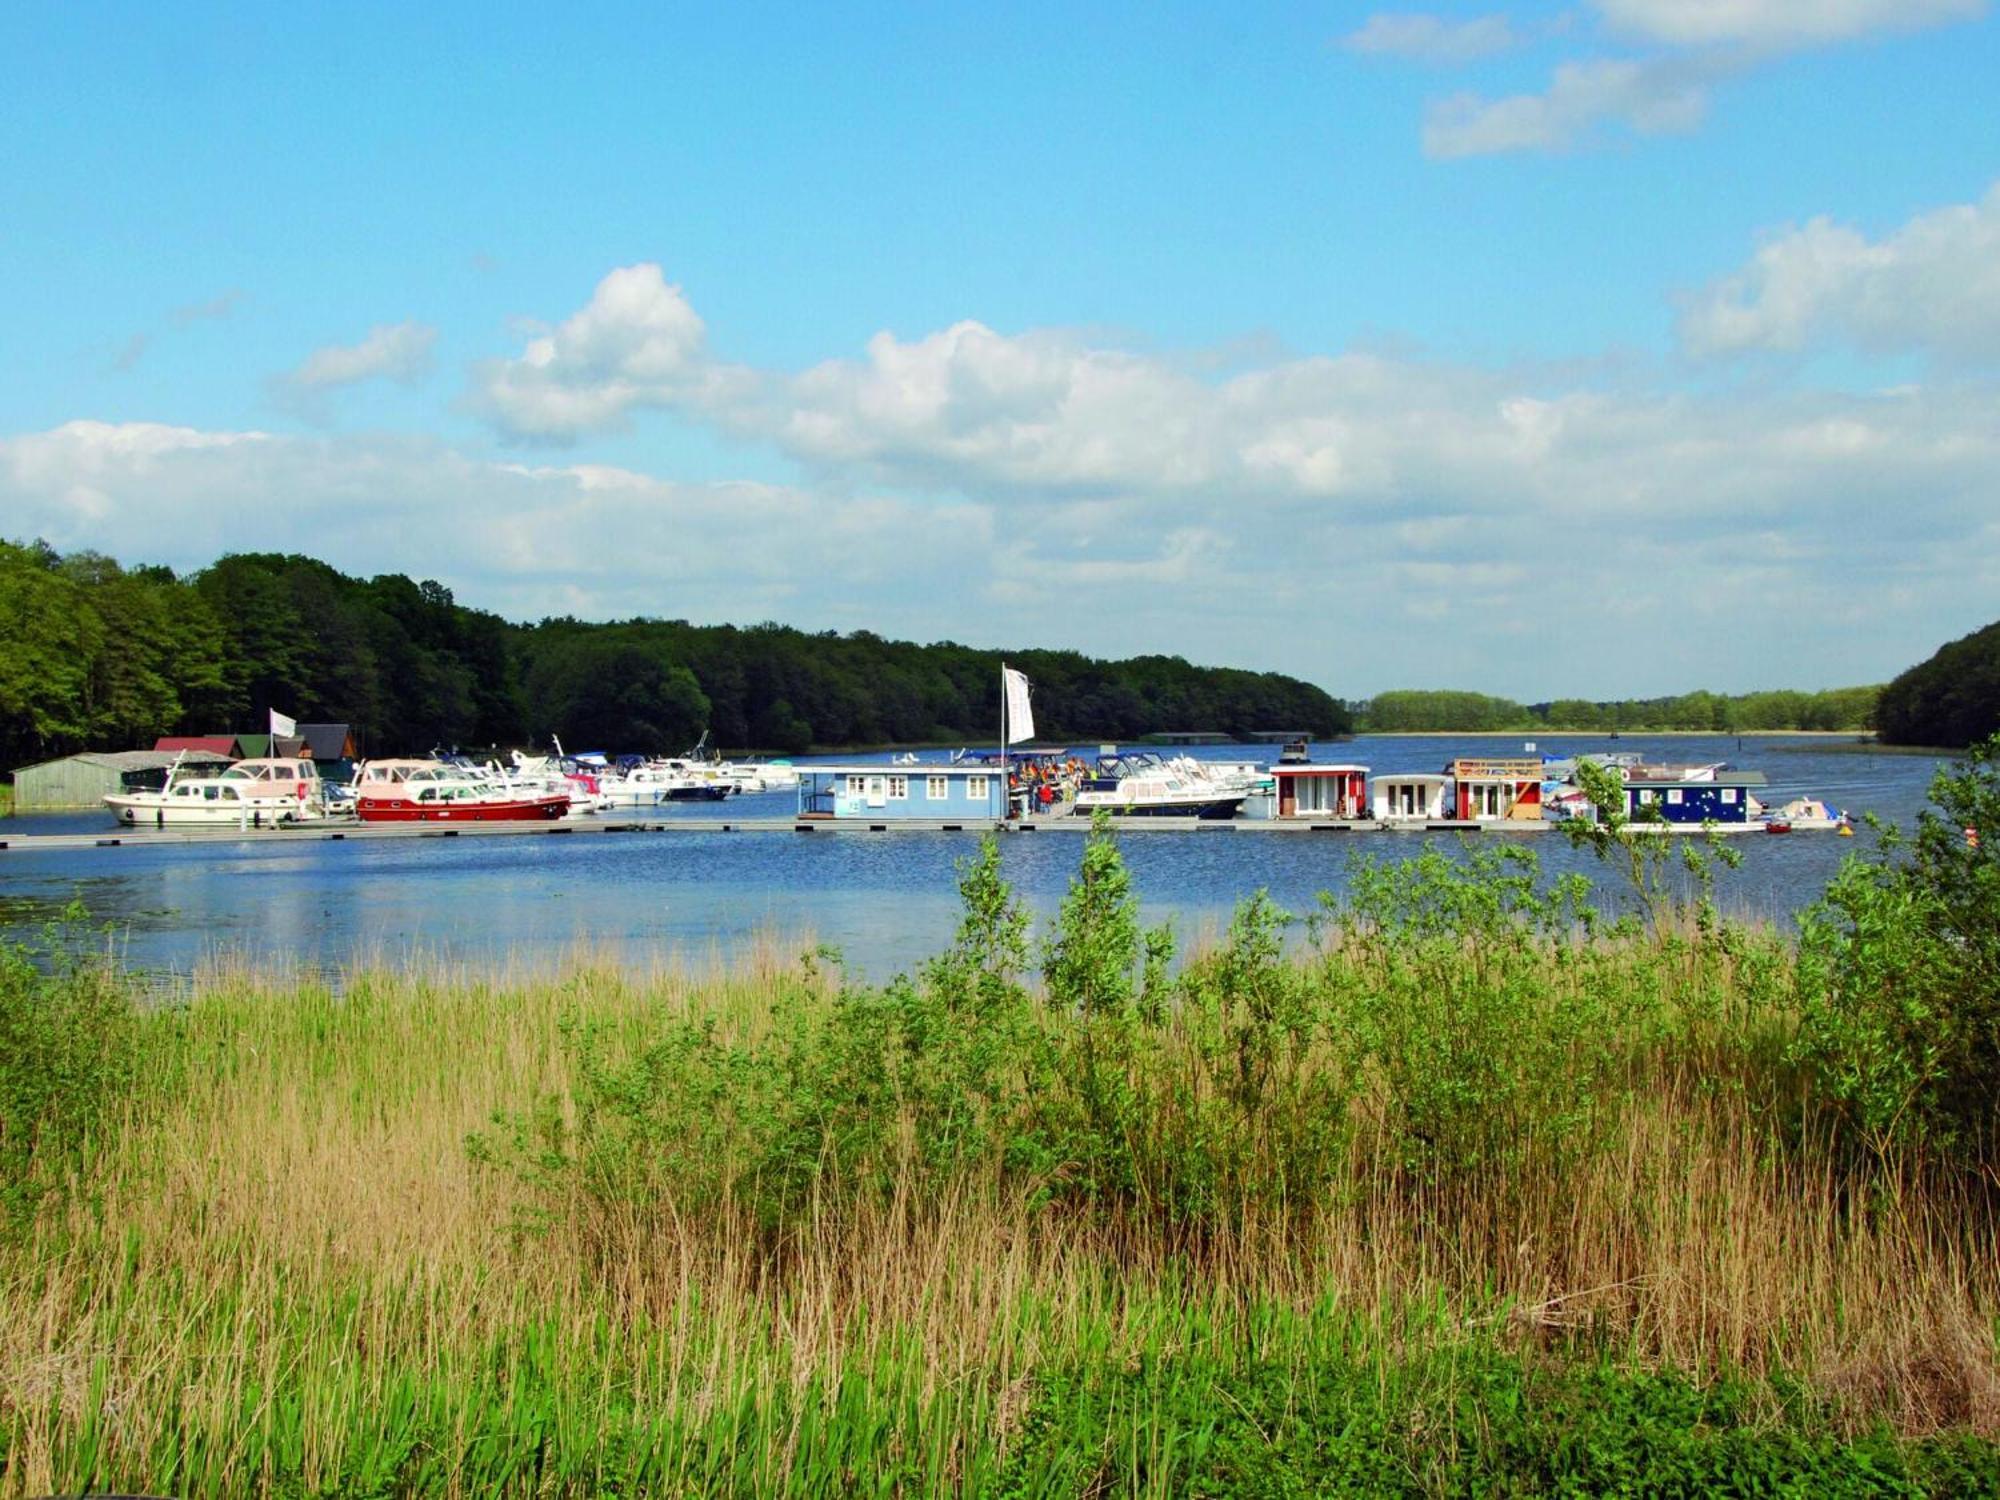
(1006, 755), (1089, 811)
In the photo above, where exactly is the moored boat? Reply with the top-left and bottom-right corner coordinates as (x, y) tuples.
(352, 759), (569, 822)
(105, 754), (336, 826)
(1072, 753), (1245, 819)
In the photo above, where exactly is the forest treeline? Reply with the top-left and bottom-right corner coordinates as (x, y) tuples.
(1877, 617), (2000, 748)
(0, 541), (1349, 767)
(1354, 685), (1882, 734)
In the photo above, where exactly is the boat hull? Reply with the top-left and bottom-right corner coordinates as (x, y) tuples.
(105, 798), (320, 827)
(1072, 797), (1244, 820)
(355, 796), (569, 822)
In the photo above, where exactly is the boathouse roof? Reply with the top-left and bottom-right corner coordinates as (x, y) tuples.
(154, 735), (245, 758)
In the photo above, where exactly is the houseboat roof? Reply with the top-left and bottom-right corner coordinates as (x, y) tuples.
(1270, 762), (1369, 775)
(1627, 771), (1769, 789)
(956, 747), (1070, 762)
(1375, 771), (1451, 785)
(803, 762), (1006, 776)
(1450, 758), (1545, 780)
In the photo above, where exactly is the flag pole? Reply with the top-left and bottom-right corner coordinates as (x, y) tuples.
(999, 660), (1008, 821)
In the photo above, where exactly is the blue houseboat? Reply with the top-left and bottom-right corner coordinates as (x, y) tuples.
(797, 764), (1008, 821)
(1624, 772), (1768, 826)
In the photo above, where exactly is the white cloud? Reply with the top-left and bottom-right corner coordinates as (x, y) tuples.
(1359, 0), (1984, 157)
(18, 292), (2000, 694)
(470, 263), (751, 441)
(1343, 12), (1522, 65)
(1679, 182), (2000, 360)
(1422, 55), (1713, 157)
(1594, 0), (1985, 51)
(170, 288), (244, 328)
(282, 321), (438, 391)
(0, 419), (996, 633)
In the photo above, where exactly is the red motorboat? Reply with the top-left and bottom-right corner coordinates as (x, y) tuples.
(351, 758), (570, 822)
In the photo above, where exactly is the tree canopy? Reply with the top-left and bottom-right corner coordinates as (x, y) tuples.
(1876, 619), (2000, 748)
(0, 542), (1350, 768)
(1351, 686), (1879, 734)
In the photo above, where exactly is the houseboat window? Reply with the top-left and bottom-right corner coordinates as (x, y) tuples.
(926, 775), (949, 800)
(887, 776), (909, 800)
(966, 775), (989, 800)
(846, 775), (868, 797)
(1638, 789), (1657, 804)
(1667, 789), (1683, 804)
(1721, 788), (1737, 803)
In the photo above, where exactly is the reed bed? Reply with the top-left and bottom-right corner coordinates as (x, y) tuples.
(2, 829), (1998, 1495)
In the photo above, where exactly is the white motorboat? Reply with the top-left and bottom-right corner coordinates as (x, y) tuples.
(598, 760), (729, 807)
(105, 755), (338, 827)
(1072, 753), (1246, 819)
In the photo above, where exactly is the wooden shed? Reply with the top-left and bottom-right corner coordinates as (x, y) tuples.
(11, 750), (231, 810)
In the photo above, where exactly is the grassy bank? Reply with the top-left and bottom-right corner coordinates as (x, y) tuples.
(4, 761), (1999, 1494)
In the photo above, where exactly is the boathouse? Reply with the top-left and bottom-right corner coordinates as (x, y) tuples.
(1625, 771), (1767, 826)
(11, 749), (231, 810)
(1269, 763), (1368, 819)
(1449, 758), (1544, 821)
(797, 764), (1007, 821)
(1373, 772), (1450, 822)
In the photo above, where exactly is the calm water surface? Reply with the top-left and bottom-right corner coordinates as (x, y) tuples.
(0, 735), (1957, 981)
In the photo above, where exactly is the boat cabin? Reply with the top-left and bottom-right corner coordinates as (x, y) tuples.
(1269, 763), (1368, 819)
(1373, 773), (1450, 821)
(797, 764), (1007, 820)
(1449, 758), (1544, 822)
(1624, 772), (1767, 826)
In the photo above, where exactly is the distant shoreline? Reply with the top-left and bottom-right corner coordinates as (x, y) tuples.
(1357, 729), (1876, 739)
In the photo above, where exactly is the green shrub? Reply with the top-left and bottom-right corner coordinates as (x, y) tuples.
(1793, 737), (2000, 1166)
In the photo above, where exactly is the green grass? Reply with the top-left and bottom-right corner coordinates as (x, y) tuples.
(3, 810), (1999, 1496)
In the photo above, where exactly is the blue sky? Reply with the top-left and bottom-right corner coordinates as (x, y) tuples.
(4, 1), (1998, 699)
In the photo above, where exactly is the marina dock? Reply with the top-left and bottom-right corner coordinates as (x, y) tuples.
(0, 815), (1564, 854)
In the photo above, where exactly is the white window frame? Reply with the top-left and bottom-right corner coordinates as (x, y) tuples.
(846, 775), (868, 797)
(1721, 788), (1737, 804)
(926, 775), (949, 801)
(966, 774), (990, 802)
(887, 775), (909, 800)
(1666, 789), (1683, 805)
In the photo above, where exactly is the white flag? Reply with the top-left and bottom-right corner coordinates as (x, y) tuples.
(269, 709), (298, 740)
(1003, 668), (1034, 745)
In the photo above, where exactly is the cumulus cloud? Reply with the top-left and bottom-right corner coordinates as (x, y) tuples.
(19, 291), (2000, 692)
(1343, 13), (1522, 65)
(281, 321), (438, 392)
(1679, 182), (2000, 361)
(470, 264), (752, 441)
(1423, 55), (1714, 157)
(1594, 0), (1985, 51)
(0, 419), (994, 632)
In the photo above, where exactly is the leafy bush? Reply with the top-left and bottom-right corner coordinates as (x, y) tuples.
(1794, 737), (2000, 1167)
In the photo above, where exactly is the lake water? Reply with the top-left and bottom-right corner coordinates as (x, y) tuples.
(0, 735), (1958, 982)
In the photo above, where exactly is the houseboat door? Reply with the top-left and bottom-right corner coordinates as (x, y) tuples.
(865, 776), (887, 807)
